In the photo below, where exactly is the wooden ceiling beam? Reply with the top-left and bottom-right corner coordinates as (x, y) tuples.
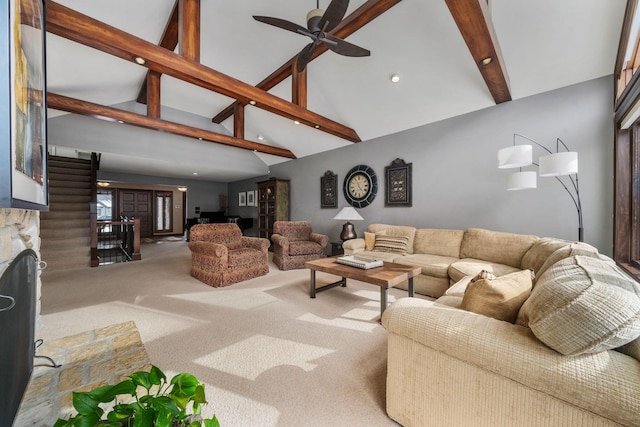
(45, 0), (361, 142)
(47, 92), (297, 159)
(146, 71), (161, 118)
(292, 63), (307, 109)
(136, 1), (179, 104)
(212, 0), (402, 124)
(179, 0), (200, 62)
(444, 0), (511, 104)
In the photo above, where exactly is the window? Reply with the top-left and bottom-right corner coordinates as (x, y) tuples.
(615, 0), (640, 278)
(155, 191), (173, 232)
(97, 191), (113, 221)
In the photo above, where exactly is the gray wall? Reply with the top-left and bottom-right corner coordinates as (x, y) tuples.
(231, 76), (614, 254)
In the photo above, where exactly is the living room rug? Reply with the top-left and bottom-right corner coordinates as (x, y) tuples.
(39, 241), (419, 426)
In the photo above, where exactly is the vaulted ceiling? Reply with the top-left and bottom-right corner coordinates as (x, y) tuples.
(45, 0), (626, 182)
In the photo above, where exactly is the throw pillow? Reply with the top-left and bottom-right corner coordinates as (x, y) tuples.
(372, 234), (409, 255)
(460, 269), (534, 323)
(524, 255), (640, 356)
(364, 232), (377, 251)
(445, 271), (496, 297)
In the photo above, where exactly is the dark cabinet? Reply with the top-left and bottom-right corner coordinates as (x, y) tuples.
(257, 178), (289, 243)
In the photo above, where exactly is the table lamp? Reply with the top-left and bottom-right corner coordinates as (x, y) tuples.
(333, 207), (363, 241)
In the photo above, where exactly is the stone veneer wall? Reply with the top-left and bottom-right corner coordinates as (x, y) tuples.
(0, 208), (42, 331)
(14, 321), (151, 425)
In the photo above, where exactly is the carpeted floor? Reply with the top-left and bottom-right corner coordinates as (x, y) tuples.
(39, 240), (423, 426)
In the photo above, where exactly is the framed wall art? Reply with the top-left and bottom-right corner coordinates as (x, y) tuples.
(238, 192), (246, 206)
(320, 170), (337, 208)
(246, 190), (255, 207)
(385, 158), (412, 207)
(0, 0), (48, 210)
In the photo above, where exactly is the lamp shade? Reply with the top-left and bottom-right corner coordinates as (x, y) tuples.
(497, 145), (533, 169)
(333, 207), (363, 221)
(506, 171), (537, 190)
(539, 152), (578, 177)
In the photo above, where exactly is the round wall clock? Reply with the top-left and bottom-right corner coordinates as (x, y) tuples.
(343, 165), (378, 208)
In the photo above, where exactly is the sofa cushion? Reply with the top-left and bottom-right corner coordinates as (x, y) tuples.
(392, 254), (459, 279)
(520, 237), (571, 274)
(615, 337), (640, 362)
(228, 248), (264, 268)
(413, 228), (464, 258)
(460, 269), (533, 323)
(366, 224), (416, 254)
(373, 234), (409, 255)
(523, 255), (640, 356)
(350, 250), (400, 262)
(288, 241), (323, 256)
(448, 259), (522, 283)
(459, 228), (538, 268)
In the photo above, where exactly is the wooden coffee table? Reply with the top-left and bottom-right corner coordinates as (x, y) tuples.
(305, 257), (421, 317)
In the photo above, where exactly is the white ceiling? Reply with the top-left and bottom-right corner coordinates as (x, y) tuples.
(46, 0), (627, 182)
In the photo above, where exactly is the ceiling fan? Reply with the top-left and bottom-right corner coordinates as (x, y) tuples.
(253, 0), (370, 73)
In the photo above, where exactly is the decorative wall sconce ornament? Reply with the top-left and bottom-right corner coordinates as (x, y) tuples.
(320, 170), (337, 208)
(385, 158), (412, 207)
(497, 133), (583, 241)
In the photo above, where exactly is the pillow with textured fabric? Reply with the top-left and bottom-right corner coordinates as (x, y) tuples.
(373, 234), (409, 255)
(525, 255), (640, 356)
(460, 269), (533, 323)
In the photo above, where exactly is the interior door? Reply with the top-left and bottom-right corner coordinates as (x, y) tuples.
(119, 190), (153, 238)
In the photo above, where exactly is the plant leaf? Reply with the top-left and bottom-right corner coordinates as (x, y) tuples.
(103, 380), (137, 400)
(149, 365), (166, 385)
(71, 393), (102, 417)
(130, 371), (153, 390)
(132, 406), (156, 427)
(204, 415), (221, 427)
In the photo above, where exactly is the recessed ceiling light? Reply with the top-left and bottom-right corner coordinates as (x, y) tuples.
(257, 135), (264, 140)
(249, 100), (257, 105)
(192, 172), (198, 176)
(133, 56), (146, 65)
(117, 120), (124, 124)
(314, 125), (320, 129)
(97, 182), (110, 187)
(294, 120), (300, 125)
(390, 73), (400, 83)
(198, 137), (203, 141)
(480, 57), (493, 65)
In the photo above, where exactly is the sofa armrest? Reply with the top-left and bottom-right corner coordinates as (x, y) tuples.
(382, 298), (640, 427)
(309, 232), (329, 249)
(241, 236), (270, 253)
(342, 238), (365, 254)
(270, 233), (289, 251)
(188, 241), (227, 258)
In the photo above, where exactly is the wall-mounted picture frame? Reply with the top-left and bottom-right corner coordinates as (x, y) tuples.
(246, 190), (255, 207)
(385, 158), (412, 207)
(320, 170), (337, 208)
(238, 191), (247, 206)
(0, 0), (48, 210)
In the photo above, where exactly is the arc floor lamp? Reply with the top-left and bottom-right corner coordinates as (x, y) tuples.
(498, 133), (583, 242)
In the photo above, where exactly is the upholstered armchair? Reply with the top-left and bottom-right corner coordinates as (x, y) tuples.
(271, 221), (329, 270)
(188, 223), (269, 287)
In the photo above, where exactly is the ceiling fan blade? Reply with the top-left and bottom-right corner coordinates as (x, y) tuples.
(253, 16), (310, 37)
(318, 0), (349, 33)
(324, 35), (370, 57)
(297, 43), (318, 72)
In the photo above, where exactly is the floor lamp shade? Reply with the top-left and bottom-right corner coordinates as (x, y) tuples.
(506, 171), (537, 190)
(539, 152), (578, 176)
(498, 145), (532, 168)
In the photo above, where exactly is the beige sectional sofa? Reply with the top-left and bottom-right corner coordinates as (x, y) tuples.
(342, 224), (540, 298)
(345, 224), (640, 426)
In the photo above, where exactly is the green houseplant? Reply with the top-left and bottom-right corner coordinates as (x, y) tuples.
(53, 365), (220, 427)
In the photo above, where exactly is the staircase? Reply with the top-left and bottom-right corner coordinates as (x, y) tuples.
(40, 156), (92, 273)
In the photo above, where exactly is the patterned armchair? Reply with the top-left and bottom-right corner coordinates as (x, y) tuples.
(188, 223), (269, 287)
(271, 221), (329, 270)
